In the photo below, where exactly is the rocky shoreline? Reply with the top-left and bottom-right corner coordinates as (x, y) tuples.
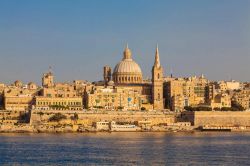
(0, 124), (196, 133)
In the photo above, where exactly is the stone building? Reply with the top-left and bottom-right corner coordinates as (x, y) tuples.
(208, 93), (231, 109)
(102, 45), (164, 110)
(0, 83), (5, 109)
(216, 80), (241, 92)
(87, 86), (145, 110)
(35, 96), (83, 111)
(171, 94), (185, 112)
(112, 45), (143, 84)
(3, 82), (39, 111)
(232, 89), (250, 109)
(164, 75), (209, 111)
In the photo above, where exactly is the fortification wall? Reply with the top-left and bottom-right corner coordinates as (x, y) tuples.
(182, 111), (250, 127)
(30, 110), (175, 126)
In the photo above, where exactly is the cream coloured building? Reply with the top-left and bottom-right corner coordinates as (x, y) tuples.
(87, 85), (153, 110)
(102, 45), (164, 110)
(208, 93), (231, 109)
(3, 81), (39, 111)
(164, 75), (209, 111)
(35, 96), (83, 111)
(232, 89), (250, 109)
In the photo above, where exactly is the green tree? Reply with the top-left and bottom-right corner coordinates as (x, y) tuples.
(70, 113), (79, 124)
(37, 111), (44, 121)
(49, 113), (67, 122)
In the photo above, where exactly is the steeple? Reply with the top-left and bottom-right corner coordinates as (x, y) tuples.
(154, 44), (161, 68)
(123, 43), (132, 59)
(152, 44), (164, 110)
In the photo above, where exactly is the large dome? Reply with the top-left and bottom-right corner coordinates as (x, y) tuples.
(113, 59), (142, 74)
(112, 45), (143, 84)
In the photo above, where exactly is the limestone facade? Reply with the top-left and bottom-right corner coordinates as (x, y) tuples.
(164, 75), (209, 111)
(87, 86), (142, 110)
(182, 111), (250, 127)
(35, 96), (83, 111)
(3, 82), (39, 111)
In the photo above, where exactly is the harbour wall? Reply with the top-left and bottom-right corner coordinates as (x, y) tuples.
(30, 110), (176, 126)
(181, 111), (250, 127)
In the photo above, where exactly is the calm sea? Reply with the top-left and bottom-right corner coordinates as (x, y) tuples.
(0, 132), (249, 165)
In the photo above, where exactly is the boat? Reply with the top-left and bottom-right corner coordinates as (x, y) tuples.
(110, 121), (141, 132)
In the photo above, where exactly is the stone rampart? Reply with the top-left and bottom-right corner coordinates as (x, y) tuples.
(30, 110), (175, 126)
(182, 111), (250, 127)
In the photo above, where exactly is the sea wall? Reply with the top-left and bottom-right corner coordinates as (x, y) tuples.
(181, 111), (250, 127)
(30, 110), (176, 126)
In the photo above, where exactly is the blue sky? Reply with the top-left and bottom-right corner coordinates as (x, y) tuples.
(0, 0), (249, 84)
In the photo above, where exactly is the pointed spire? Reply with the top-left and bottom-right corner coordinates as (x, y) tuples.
(154, 44), (161, 68)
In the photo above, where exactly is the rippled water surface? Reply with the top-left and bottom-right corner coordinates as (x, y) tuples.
(0, 132), (250, 165)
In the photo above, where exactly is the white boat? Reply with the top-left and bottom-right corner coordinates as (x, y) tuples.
(110, 121), (141, 132)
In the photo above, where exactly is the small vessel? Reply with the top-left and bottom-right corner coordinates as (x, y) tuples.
(110, 121), (141, 132)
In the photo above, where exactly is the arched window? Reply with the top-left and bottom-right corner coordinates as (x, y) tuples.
(158, 93), (160, 100)
(158, 73), (160, 79)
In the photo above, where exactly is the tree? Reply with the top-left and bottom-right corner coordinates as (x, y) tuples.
(184, 106), (194, 111)
(49, 113), (67, 122)
(37, 111), (45, 121)
(70, 113), (79, 124)
(231, 102), (244, 111)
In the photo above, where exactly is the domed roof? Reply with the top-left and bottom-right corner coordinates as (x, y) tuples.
(113, 45), (142, 74)
(14, 80), (23, 87)
(28, 82), (36, 86)
(113, 59), (142, 73)
(107, 80), (115, 86)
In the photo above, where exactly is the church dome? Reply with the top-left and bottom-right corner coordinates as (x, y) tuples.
(14, 80), (23, 87)
(113, 59), (142, 74)
(112, 45), (143, 84)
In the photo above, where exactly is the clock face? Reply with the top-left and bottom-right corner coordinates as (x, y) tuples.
(128, 98), (132, 102)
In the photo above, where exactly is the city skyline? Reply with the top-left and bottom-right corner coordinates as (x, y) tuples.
(0, 0), (249, 84)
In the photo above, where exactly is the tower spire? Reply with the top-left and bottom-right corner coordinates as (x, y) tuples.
(151, 44), (164, 110)
(154, 44), (161, 68)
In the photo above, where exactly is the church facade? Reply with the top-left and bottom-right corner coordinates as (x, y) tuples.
(102, 45), (165, 110)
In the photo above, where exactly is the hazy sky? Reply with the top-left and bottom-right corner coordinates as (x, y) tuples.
(0, 0), (249, 84)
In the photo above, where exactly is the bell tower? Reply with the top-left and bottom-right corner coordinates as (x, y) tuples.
(103, 66), (112, 85)
(42, 67), (54, 88)
(152, 45), (164, 110)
